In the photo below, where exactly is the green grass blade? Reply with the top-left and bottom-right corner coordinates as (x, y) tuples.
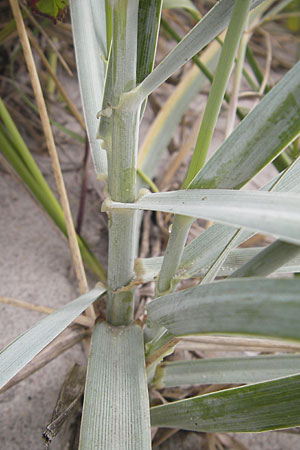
(189, 60), (300, 189)
(135, 0), (265, 100)
(184, 0), (251, 186)
(153, 355), (300, 388)
(0, 126), (65, 229)
(138, 41), (221, 188)
(0, 286), (105, 390)
(177, 155), (300, 280)
(230, 240), (300, 278)
(0, 98), (63, 200)
(79, 321), (151, 450)
(0, 126), (106, 281)
(135, 246), (300, 283)
(137, 0), (163, 85)
(70, 0), (107, 177)
(110, 190), (300, 245)
(150, 374), (300, 432)
(163, 0), (200, 15)
(147, 278), (300, 340)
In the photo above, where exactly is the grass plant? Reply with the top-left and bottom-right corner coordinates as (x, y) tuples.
(1, 0), (300, 448)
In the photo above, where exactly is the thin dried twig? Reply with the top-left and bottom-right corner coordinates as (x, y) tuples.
(159, 114), (202, 190)
(218, 433), (249, 450)
(152, 429), (179, 448)
(9, 0), (94, 318)
(140, 210), (151, 258)
(0, 296), (93, 327)
(177, 336), (300, 353)
(26, 28), (85, 130)
(0, 326), (89, 393)
(21, 2), (73, 77)
(76, 136), (90, 234)
(258, 29), (272, 96)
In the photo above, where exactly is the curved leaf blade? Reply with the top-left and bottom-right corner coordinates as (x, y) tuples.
(0, 286), (105, 390)
(189, 60), (300, 189)
(137, 0), (264, 99)
(230, 240), (300, 278)
(110, 190), (300, 245)
(177, 155), (300, 279)
(151, 374), (300, 432)
(153, 354), (300, 388)
(135, 246), (300, 283)
(147, 278), (300, 340)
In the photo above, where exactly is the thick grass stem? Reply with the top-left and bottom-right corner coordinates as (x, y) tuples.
(106, 0), (140, 326)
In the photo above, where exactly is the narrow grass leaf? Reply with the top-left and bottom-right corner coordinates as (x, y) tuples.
(135, 246), (300, 283)
(177, 154), (300, 279)
(224, 247), (300, 276)
(136, 0), (265, 100)
(0, 286), (105, 390)
(150, 374), (300, 432)
(153, 354), (300, 388)
(230, 240), (300, 278)
(79, 321), (151, 450)
(184, 0), (251, 186)
(110, 190), (300, 245)
(138, 40), (221, 187)
(0, 126), (106, 280)
(70, 0), (107, 176)
(147, 278), (300, 340)
(189, 60), (300, 189)
(137, 0), (163, 85)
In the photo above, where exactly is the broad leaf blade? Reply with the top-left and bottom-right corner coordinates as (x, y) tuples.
(79, 321), (151, 450)
(189, 60), (300, 189)
(0, 286), (105, 390)
(147, 278), (300, 340)
(151, 374), (300, 432)
(110, 190), (300, 245)
(153, 355), (300, 388)
(70, 0), (107, 176)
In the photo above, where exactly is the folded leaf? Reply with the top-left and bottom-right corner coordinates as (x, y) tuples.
(79, 321), (151, 450)
(70, 0), (107, 176)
